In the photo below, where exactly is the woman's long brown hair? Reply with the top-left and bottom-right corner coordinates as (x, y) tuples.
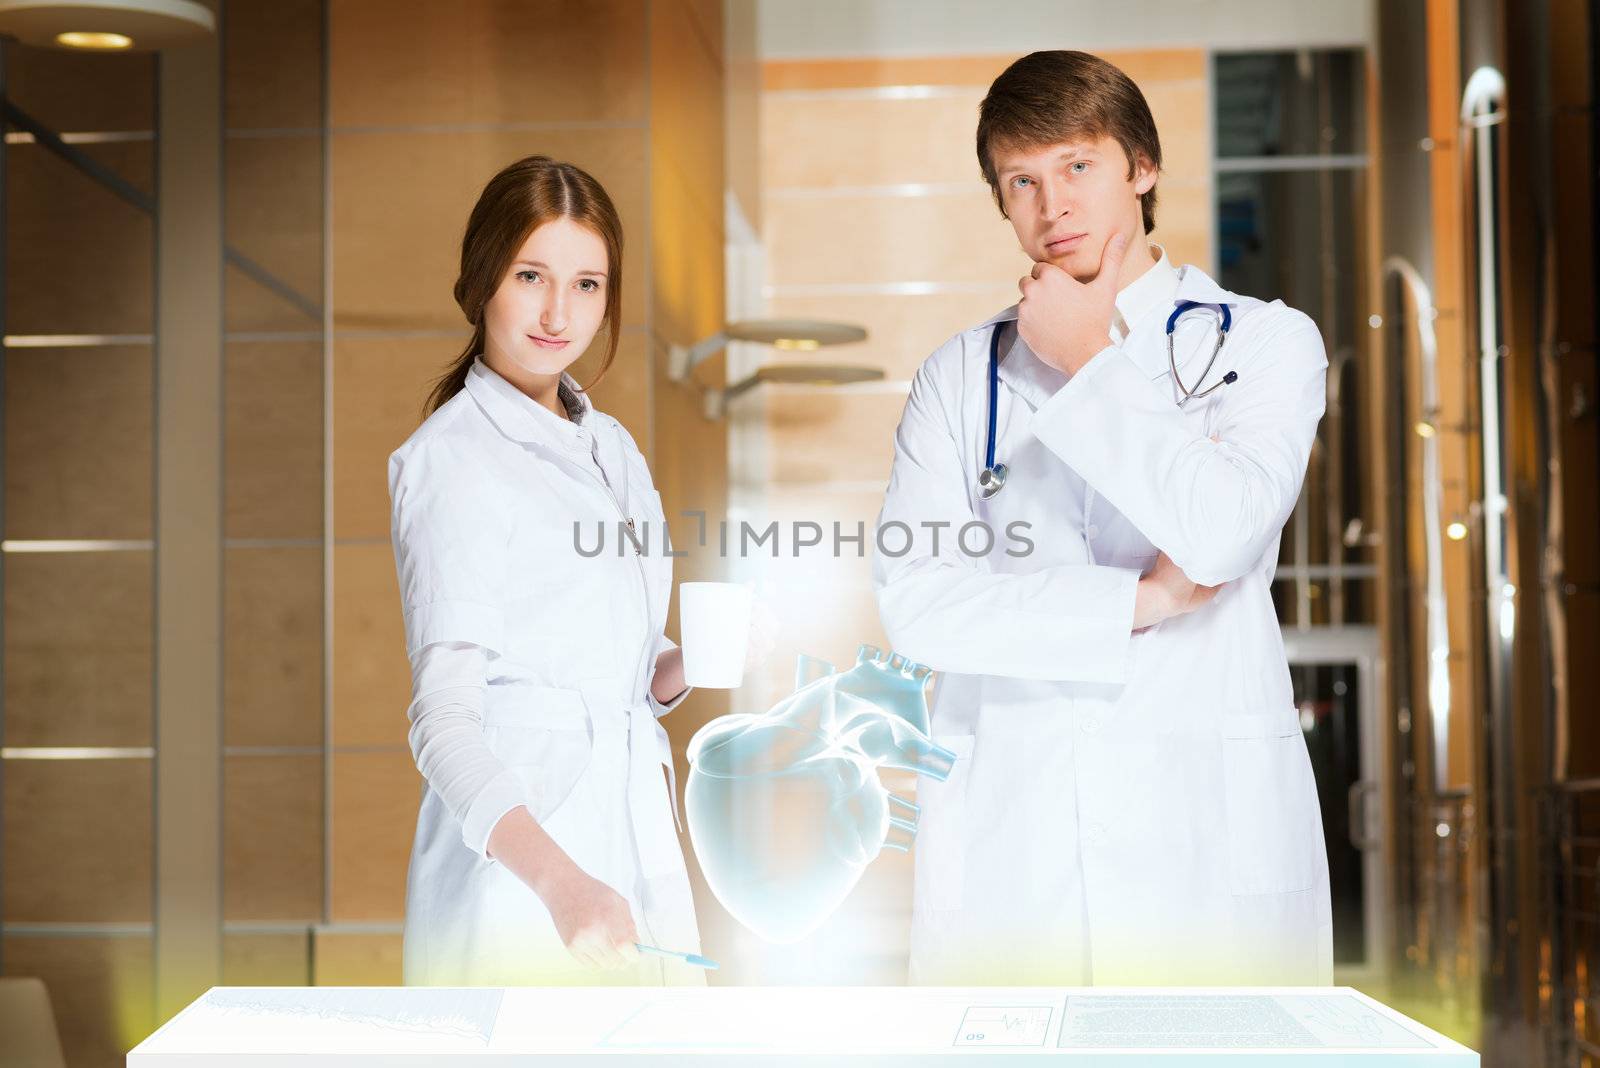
(423, 155), (624, 418)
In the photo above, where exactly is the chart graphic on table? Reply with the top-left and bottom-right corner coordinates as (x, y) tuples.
(955, 1005), (1054, 1046)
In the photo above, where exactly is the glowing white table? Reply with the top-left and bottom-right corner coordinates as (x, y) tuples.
(128, 985), (1478, 1065)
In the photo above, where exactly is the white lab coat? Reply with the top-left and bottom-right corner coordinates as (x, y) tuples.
(388, 356), (703, 986)
(873, 253), (1335, 986)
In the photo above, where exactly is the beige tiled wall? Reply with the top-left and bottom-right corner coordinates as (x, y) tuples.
(327, 750), (419, 923)
(223, 754), (324, 920)
(2, 758), (153, 923)
(3, 347), (153, 540)
(224, 343), (324, 538)
(223, 548), (325, 748)
(3, 145), (153, 337)
(2, 552), (154, 748)
(222, 932), (312, 986)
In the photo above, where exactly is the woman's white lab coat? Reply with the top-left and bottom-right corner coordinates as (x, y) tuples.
(873, 255), (1335, 986)
(388, 356), (702, 986)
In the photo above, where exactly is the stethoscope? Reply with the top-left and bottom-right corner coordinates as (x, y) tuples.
(976, 299), (1239, 500)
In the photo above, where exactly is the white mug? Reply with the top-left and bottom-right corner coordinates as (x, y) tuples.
(679, 581), (754, 689)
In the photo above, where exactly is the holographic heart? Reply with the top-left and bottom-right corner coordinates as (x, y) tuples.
(685, 644), (957, 943)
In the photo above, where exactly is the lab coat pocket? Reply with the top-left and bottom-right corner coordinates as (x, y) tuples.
(1220, 711), (1314, 896)
(488, 691), (595, 827)
(914, 733), (976, 913)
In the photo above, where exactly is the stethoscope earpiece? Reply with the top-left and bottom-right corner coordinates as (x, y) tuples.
(1167, 300), (1238, 405)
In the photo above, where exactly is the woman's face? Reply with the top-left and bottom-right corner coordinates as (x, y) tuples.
(482, 217), (610, 378)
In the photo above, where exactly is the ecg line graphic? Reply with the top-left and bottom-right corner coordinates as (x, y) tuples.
(955, 1005), (1053, 1046)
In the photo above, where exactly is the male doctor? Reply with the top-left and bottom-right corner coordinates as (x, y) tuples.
(872, 50), (1334, 986)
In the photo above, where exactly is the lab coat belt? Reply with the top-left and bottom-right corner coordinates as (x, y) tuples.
(581, 678), (683, 880)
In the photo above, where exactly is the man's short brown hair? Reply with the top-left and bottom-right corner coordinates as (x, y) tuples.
(976, 50), (1163, 234)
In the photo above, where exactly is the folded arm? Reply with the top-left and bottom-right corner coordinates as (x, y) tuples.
(872, 356), (1139, 683)
(1031, 311), (1328, 587)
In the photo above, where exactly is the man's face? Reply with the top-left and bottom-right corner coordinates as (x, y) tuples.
(991, 134), (1155, 283)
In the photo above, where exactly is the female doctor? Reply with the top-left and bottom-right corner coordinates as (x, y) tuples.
(388, 156), (705, 985)
(873, 51), (1335, 986)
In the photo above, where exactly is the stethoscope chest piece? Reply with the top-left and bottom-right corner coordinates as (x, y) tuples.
(977, 462), (1007, 500)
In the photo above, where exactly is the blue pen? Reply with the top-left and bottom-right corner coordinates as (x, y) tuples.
(634, 942), (719, 969)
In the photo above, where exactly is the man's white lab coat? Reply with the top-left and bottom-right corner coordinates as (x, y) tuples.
(873, 250), (1335, 985)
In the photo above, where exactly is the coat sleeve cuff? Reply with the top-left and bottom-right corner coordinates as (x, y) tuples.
(459, 768), (529, 862)
(647, 636), (692, 718)
(1042, 340), (1120, 413)
(649, 684), (693, 718)
(403, 599), (506, 659)
(1059, 565), (1140, 683)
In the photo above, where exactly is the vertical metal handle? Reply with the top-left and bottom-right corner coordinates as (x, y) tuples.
(1348, 780), (1379, 851)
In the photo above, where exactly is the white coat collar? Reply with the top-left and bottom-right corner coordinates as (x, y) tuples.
(463, 355), (604, 453)
(1119, 261), (1242, 380)
(463, 358), (633, 512)
(1111, 243), (1180, 342)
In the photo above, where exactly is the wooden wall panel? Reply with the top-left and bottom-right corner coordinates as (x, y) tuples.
(330, 542), (408, 750)
(2, 552), (153, 748)
(328, 0), (648, 128)
(2, 759), (152, 922)
(222, 932), (311, 986)
(223, 754), (324, 920)
(225, 341), (323, 540)
(224, 0), (323, 130)
(224, 546), (323, 748)
(3, 348), (153, 540)
(223, 136), (323, 333)
(331, 335), (467, 542)
(0, 42), (153, 132)
(311, 930), (403, 986)
(3, 144), (153, 336)
(328, 750), (418, 921)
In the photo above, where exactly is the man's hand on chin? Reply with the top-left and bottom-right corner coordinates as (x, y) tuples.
(1016, 230), (1129, 376)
